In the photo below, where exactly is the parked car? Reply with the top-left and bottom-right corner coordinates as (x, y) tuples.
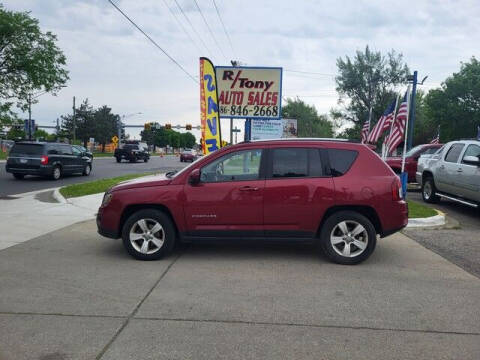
(97, 139), (408, 265)
(417, 140), (480, 207)
(385, 143), (443, 182)
(114, 143), (150, 163)
(180, 149), (197, 162)
(5, 141), (92, 180)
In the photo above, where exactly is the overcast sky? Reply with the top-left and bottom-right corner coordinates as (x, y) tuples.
(5, 0), (480, 140)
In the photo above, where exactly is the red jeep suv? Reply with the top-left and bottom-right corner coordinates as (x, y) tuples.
(97, 139), (408, 265)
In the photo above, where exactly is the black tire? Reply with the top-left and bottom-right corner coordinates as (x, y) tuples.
(180, 158), (183, 162)
(51, 165), (62, 181)
(83, 164), (92, 176)
(319, 211), (377, 265)
(144, 157), (148, 163)
(129, 156), (136, 163)
(13, 173), (24, 180)
(116, 156), (121, 163)
(122, 209), (176, 260)
(422, 177), (440, 203)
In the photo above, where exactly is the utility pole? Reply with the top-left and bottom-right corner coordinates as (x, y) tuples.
(72, 96), (76, 144)
(230, 118), (233, 144)
(406, 71), (417, 151)
(28, 94), (32, 140)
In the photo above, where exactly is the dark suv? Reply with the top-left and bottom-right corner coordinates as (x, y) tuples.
(97, 139), (408, 265)
(114, 143), (150, 163)
(6, 142), (92, 180)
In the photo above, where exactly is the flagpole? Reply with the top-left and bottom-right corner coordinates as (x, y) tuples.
(384, 94), (400, 158)
(401, 85), (412, 173)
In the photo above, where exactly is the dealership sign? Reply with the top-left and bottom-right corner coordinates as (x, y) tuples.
(215, 66), (282, 119)
(251, 119), (297, 140)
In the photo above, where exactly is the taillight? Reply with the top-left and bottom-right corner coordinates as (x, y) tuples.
(40, 155), (48, 165)
(391, 177), (402, 201)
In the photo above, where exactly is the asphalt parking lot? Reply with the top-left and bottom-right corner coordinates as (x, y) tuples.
(405, 190), (480, 278)
(1, 221), (479, 360)
(0, 155), (187, 197)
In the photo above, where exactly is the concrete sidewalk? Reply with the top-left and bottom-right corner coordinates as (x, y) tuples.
(0, 221), (479, 359)
(0, 189), (102, 250)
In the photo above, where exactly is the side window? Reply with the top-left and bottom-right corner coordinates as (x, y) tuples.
(60, 145), (73, 155)
(201, 149), (263, 183)
(444, 143), (465, 163)
(328, 149), (358, 177)
(47, 145), (58, 155)
(462, 144), (480, 163)
(272, 148), (308, 178)
(72, 147), (82, 156)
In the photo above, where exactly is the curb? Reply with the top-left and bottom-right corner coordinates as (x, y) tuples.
(52, 188), (67, 204)
(406, 210), (446, 228)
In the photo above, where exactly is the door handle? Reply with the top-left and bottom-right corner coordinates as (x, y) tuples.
(239, 186), (259, 191)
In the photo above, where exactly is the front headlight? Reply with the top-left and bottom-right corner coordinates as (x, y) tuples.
(101, 192), (113, 207)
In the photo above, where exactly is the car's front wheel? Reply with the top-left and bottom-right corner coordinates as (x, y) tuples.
(116, 156), (121, 163)
(122, 209), (176, 260)
(319, 211), (376, 265)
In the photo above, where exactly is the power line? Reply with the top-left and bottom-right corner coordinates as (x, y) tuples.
(107, 0), (198, 84)
(212, 0), (236, 59)
(285, 69), (336, 77)
(173, 0), (215, 59)
(161, 0), (203, 55)
(192, 0), (228, 62)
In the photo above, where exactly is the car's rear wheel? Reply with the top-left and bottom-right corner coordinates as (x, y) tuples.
(122, 209), (175, 260)
(83, 164), (91, 176)
(319, 211), (376, 265)
(13, 173), (24, 180)
(144, 157), (148, 163)
(116, 156), (121, 163)
(51, 166), (62, 181)
(422, 177), (440, 203)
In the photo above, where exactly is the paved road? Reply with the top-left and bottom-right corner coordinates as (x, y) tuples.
(0, 222), (479, 359)
(405, 190), (480, 278)
(0, 156), (187, 197)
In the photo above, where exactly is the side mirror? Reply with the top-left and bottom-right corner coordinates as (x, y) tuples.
(188, 168), (201, 185)
(463, 155), (480, 166)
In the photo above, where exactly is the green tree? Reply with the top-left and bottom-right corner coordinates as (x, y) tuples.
(94, 105), (119, 152)
(0, 4), (68, 129)
(424, 57), (480, 142)
(334, 45), (409, 139)
(282, 98), (333, 137)
(180, 132), (196, 148)
(61, 99), (95, 146)
(6, 126), (24, 140)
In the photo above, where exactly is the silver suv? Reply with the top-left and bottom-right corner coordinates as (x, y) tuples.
(417, 140), (480, 207)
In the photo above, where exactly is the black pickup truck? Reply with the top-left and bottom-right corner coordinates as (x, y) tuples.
(114, 143), (150, 163)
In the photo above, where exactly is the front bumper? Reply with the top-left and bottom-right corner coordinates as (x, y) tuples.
(96, 211), (120, 239)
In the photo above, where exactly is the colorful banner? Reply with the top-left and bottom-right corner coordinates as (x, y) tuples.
(200, 57), (222, 155)
(215, 66), (282, 119)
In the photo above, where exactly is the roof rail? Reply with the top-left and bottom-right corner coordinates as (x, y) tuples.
(241, 137), (361, 143)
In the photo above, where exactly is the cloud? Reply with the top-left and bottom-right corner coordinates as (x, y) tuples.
(4, 0), (480, 140)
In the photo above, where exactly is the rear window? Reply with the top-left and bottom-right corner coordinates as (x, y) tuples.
(328, 149), (358, 176)
(10, 144), (45, 155)
(123, 144), (138, 150)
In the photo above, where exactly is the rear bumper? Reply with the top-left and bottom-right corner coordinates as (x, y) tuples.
(5, 164), (53, 176)
(380, 200), (408, 238)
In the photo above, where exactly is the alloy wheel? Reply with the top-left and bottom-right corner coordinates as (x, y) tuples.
(330, 220), (368, 258)
(129, 218), (165, 255)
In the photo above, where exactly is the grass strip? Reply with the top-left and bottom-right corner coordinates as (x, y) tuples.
(60, 173), (153, 198)
(407, 200), (438, 218)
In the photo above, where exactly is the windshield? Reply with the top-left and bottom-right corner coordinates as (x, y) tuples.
(405, 145), (423, 157)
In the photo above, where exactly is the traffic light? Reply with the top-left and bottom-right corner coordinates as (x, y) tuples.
(165, 123), (172, 130)
(144, 123), (151, 131)
(186, 124), (192, 130)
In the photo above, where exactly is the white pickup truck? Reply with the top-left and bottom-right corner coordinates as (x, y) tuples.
(416, 140), (480, 208)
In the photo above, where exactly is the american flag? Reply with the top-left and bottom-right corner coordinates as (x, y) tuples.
(366, 99), (396, 143)
(361, 118), (370, 143)
(430, 126), (440, 144)
(386, 90), (409, 155)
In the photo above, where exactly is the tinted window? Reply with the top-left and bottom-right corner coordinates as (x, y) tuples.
(328, 149), (358, 176)
(462, 144), (480, 162)
(10, 144), (45, 155)
(272, 148), (308, 178)
(59, 145), (73, 155)
(201, 149), (262, 183)
(47, 145), (58, 154)
(72, 146), (82, 155)
(270, 148), (323, 178)
(444, 143), (465, 163)
(124, 145), (138, 151)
